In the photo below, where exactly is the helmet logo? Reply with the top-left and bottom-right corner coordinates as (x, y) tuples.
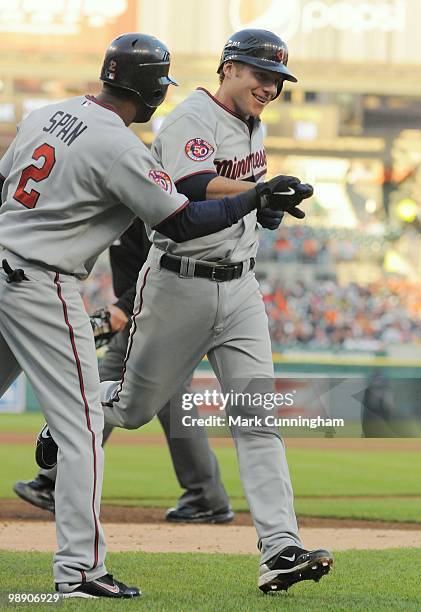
(149, 169), (173, 193)
(276, 48), (286, 63)
(185, 138), (215, 162)
(106, 59), (117, 80)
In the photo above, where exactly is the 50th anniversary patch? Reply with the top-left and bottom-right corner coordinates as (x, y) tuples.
(185, 138), (215, 161)
(148, 169), (173, 193)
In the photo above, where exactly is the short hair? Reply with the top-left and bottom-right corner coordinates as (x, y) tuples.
(218, 61), (244, 85)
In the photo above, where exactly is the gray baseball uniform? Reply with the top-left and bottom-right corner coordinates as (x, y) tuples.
(0, 94), (232, 584)
(101, 88), (302, 562)
(152, 88), (266, 261)
(39, 325), (230, 513)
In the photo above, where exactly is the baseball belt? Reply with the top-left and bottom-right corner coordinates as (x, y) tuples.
(160, 253), (255, 282)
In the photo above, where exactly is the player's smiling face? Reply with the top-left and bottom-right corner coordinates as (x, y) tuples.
(220, 62), (282, 119)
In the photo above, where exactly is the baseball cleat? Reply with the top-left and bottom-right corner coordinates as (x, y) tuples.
(56, 573), (141, 599)
(165, 505), (234, 524)
(35, 424), (58, 470)
(258, 546), (333, 593)
(13, 475), (55, 513)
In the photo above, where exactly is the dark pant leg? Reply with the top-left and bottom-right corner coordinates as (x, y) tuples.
(0, 330), (21, 396)
(158, 385), (229, 510)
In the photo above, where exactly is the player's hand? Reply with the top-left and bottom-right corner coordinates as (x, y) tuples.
(255, 175), (313, 219)
(108, 304), (129, 332)
(268, 182), (313, 219)
(257, 208), (284, 230)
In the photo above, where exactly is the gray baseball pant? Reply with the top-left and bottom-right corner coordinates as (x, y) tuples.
(0, 250), (107, 584)
(102, 248), (302, 563)
(41, 324), (230, 511)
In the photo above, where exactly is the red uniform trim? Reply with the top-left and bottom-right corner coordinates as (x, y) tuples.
(196, 87), (252, 127)
(114, 267), (151, 402)
(152, 198), (189, 228)
(254, 168), (267, 181)
(84, 95), (119, 117)
(54, 273), (100, 577)
(175, 170), (218, 185)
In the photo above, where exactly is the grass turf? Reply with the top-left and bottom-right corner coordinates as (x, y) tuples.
(0, 412), (45, 432)
(1, 414), (421, 522)
(0, 549), (420, 611)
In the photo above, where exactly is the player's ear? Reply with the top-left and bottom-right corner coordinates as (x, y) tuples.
(222, 61), (235, 80)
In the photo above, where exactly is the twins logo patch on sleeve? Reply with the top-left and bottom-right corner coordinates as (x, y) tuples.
(148, 169), (173, 193)
(185, 138), (214, 162)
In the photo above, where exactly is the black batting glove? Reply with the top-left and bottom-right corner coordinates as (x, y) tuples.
(255, 175), (300, 208)
(268, 182), (313, 219)
(255, 175), (313, 219)
(257, 208), (284, 230)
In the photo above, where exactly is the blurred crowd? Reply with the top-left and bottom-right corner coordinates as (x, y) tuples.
(258, 225), (392, 264)
(262, 278), (421, 352)
(80, 257), (114, 314)
(80, 229), (420, 354)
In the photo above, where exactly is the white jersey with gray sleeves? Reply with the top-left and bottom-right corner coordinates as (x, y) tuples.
(0, 96), (186, 277)
(150, 87), (267, 262)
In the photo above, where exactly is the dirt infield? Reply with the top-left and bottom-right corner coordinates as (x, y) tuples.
(2, 500), (421, 531)
(1, 520), (420, 554)
(1, 432), (421, 450)
(2, 434), (420, 553)
(1, 501), (421, 553)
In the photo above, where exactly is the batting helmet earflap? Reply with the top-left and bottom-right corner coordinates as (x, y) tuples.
(100, 33), (178, 109)
(217, 29), (297, 96)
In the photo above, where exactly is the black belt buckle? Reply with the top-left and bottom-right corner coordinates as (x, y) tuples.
(210, 263), (242, 282)
(211, 264), (229, 282)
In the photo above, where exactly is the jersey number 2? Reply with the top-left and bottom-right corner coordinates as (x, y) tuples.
(13, 143), (56, 209)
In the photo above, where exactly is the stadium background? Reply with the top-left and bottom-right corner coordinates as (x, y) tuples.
(0, 0), (419, 415)
(1, 1), (421, 607)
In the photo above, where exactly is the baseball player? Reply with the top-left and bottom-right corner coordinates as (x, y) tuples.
(0, 32), (297, 598)
(15, 219), (233, 523)
(99, 29), (333, 592)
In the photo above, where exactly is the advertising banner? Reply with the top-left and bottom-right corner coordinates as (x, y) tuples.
(0, 375), (26, 414)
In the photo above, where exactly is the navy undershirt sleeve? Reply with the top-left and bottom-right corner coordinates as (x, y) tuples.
(153, 190), (257, 243)
(175, 172), (217, 201)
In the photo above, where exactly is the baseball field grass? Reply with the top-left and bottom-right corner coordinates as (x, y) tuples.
(1, 413), (421, 522)
(2, 413), (421, 522)
(1, 413), (421, 610)
(1, 549), (421, 611)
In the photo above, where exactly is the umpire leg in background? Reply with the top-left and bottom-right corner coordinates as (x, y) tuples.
(14, 323), (232, 522)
